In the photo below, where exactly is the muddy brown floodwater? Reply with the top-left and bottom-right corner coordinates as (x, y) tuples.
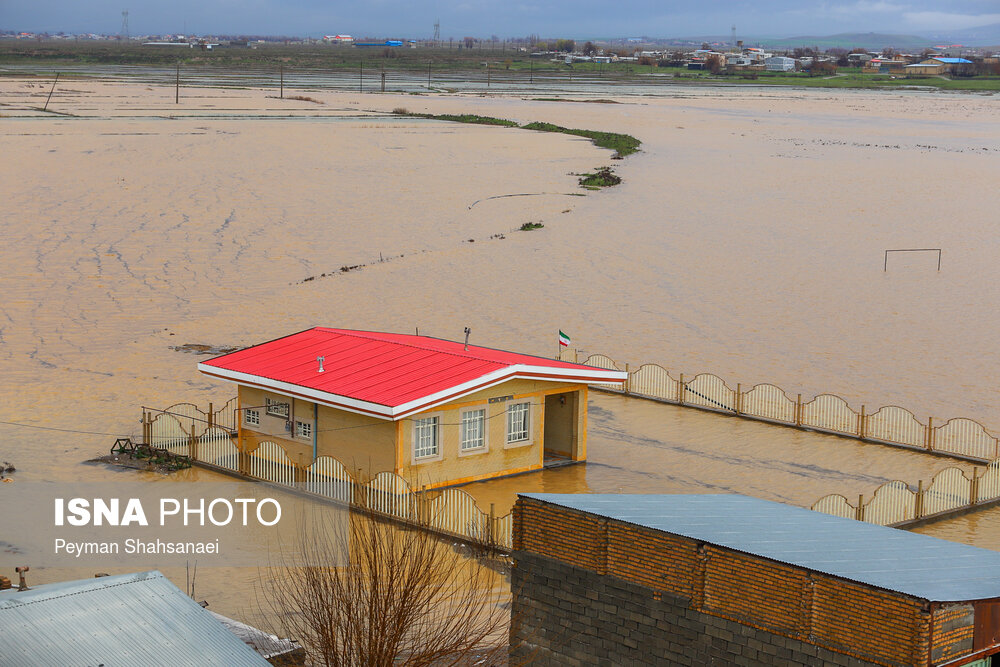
(1, 78), (998, 624)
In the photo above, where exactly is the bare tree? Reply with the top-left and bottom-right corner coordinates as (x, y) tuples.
(260, 507), (514, 666)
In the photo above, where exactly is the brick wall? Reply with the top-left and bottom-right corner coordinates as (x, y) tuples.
(930, 604), (974, 663)
(514, 496), (933, 666)
(511, 550), (883, 667)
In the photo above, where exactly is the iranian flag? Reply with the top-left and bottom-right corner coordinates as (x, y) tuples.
(558, 330), (571, 347)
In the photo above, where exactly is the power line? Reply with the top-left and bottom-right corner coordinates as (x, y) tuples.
(0, 419), (134, 438)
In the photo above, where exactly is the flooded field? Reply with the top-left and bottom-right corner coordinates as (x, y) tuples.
(1, 75), (998, 622)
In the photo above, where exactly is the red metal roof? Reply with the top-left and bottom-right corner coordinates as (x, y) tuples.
(197, 328), (626, 420)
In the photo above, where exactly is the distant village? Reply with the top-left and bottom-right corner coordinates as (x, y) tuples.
(4, 28), (999, 75)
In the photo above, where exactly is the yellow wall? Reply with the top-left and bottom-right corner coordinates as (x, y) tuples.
(237, 386), (395, 475)
(398, 381), (587, 489)
(237, 379), (589, 488)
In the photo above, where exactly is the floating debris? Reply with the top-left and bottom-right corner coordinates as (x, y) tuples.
(171, 344), (244, 356)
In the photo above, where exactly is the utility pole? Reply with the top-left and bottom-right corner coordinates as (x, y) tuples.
(280, 64), (284, 99)
(43, 73), (59, 112)
(427, 60), (431, 88)
(359, 61), (363, 92)
(175, 62), (179, 103)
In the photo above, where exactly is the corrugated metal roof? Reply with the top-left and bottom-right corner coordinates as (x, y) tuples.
(0, 571), (269, 666)
(198, 328), (626, 419)
(933, 57), (973, 63)
(520, 493), (1000, 603)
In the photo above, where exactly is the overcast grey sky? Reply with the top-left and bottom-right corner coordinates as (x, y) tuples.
(5, 0), (1000, 38)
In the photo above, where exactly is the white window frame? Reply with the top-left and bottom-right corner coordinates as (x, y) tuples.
(295, 420), (313, 440)
(459, 407), (488, 455)
(412, 414), (442, 462)
(265, 396), (289, 418)
(244, 408), (260, 427)
(505, 401), (533, 448)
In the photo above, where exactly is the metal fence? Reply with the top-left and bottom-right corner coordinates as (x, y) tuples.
(143, 403), (513, 550)
(569, 351), (1000, 463)
(811, 459), (1000, 526)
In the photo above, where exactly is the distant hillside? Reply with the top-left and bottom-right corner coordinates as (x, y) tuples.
(659, 25), (1000, 51)
(761, 32), (932, 50)
(923, 22), (1000, 47)
(657, 31), (933, 51)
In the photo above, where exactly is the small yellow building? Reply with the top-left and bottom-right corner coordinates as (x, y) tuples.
(198, 328), (625, 489)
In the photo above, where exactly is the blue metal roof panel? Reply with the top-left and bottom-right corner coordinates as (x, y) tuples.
(0, 571), (269, 666)
(519, 493), (1000, 602)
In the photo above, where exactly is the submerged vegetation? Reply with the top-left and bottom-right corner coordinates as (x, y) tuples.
(578, 166), (622, 189)
(522, 121), (641, 158)
(391, 108), (641, 159)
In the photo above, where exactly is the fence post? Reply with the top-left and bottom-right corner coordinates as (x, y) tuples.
(678, 373), (685, 404)
(926, 417), (934, 451)
(972, 468), (980, 505)
(859, 405), (866, 439)
(624, 363), (630, 394)
(856, 494), (864, 522)
(207, 402), (213, 429)
(573, 348), (578, 364)
(489, 503), (495, 545)
(735, 383), (741, 415)
(189, 432), (198, 461)
(795, 394), (802, 427)
(915, 480), (924, 518)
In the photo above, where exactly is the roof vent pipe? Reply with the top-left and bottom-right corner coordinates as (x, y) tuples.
(464, 327), (471, 351)
(15, 566), (29, 591)
(317, 356), (325, 373)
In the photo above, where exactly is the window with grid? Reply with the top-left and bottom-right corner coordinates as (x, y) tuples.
(265, 397), (289, 418)
(245, 409), (260, 427)
(506, 402), (530, 443)
(460, 409), (486, 451)
(413, 416), (439, 459)
(295, 420), (312, 439)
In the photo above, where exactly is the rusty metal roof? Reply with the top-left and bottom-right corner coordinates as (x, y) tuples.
(519, 493), (1000, 603)
(198, 327), (626, 420)
(0, 571), (269, 666)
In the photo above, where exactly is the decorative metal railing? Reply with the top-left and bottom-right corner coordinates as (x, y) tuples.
(566, 351), (1000, 463)
(812, 459), (1000, 526)
(142, 402), (513, 550)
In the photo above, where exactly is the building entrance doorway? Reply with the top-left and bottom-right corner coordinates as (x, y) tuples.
(543, 391), (579, 466)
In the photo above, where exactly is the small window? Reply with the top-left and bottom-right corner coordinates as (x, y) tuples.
(506, 402), (530, 444)
(413, 416), (439, 459)
(295, 420), (312, 439)
(460, 408), (486, 451)
(265, 397), (289, 418)
(245, 409), (260, 427)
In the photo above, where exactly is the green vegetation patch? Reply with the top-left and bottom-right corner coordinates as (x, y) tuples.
(578, 166), (622, 189)
(521, 121), (640, 158)
(390, 109), (641, 160)
(519, 222), (544, 231)
(392, 108), (518, 127)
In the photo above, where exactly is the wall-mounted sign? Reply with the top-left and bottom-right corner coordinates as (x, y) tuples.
(488, 395), (515, 404)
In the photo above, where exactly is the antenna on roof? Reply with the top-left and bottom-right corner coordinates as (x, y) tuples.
(464, 327), (471, 350)
(317, 356), (325, 373)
